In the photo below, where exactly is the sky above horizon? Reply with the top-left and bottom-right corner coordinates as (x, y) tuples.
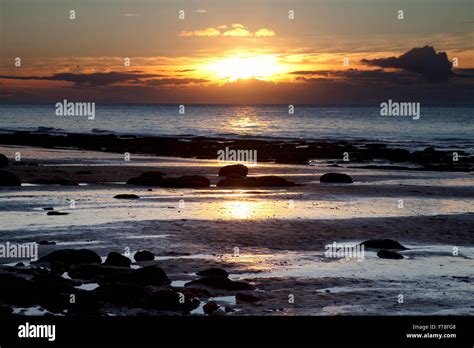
(0, 0), (473, 104)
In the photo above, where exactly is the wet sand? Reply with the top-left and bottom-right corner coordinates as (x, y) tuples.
(0, 145), (473, 316)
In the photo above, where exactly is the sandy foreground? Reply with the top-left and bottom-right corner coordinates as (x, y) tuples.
(0, 145), (473, 316)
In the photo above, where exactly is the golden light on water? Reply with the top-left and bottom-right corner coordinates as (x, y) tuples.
(221, 201), (255, 219)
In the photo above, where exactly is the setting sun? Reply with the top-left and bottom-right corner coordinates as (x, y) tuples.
(206, 55), (284, 81)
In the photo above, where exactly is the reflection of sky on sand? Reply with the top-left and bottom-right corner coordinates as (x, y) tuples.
(0, 186), (473, 231)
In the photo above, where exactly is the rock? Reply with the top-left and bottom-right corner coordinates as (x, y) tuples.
(0, 170), (21, 186)
(236, 293), (259, 303)
(216, 174), (254, 187)
(113, 194), (140, 199)
(185, 277), (255, 291)
(95, 283), (198, 312)
(385, 148), (411, 162)
(134, 250), (155, 262)
(42, 207), (54, 211)
(36, 249), (102, 268)
(30, 178), (78, 186)
(217, 175), (295, 187)
(13, 161), (27, 166)
(47, 211), (69, 216)
(68, 264), (132, 281)
(100, 265), (171, 287)
(104, 252), (131, 268)
(126, 171), (165, 186)
(377, 250), (404, 259)
(256, 176), (296, 187)
(196, 268), (229, 278)
(203, 301), (219, 315)
(37, 240), (56, 245)
(218, 164), (248, 177)
(76, 170), (93, 175)
(320, 173), (353, 183)
(160, 175), (210, 188)
(360, 239), (408, 250)
(0, 154), (9, 167)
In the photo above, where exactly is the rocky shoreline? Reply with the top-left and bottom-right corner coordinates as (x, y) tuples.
(0, 130), (472, 171)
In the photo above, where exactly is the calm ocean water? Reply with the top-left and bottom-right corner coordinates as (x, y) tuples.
(0, 104), (473, 151)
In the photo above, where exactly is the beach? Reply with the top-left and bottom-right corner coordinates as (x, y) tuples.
(0, 137), (472, 316)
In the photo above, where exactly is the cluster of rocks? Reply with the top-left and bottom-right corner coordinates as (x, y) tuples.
(0, 132), (471, 170)
(359, 239), (408, 260)
(0, 248), (257, 316)
(216, 164), (297, 187)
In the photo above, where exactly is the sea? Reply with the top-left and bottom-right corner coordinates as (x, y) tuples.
(0, 104), (473, 152)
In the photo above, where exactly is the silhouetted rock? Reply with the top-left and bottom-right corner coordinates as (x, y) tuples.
(104, 252), (131, 268)
(47, 211), (69, 216)
(360, 239), (408, 250)
(217, 175), (295, 187)
(320, 173), (353, 183)
(0, 170), (21, 186)
(36, 249), (102, 268)
(203, 301), (219, 315)
(113, 194), (140, 199)
(68, 264), (131, 281)
(134, 250), (155, 262)
(377, 250), (404, 259)
(196, 268), (229, 278)
(126, 171), (165, 186)
(185, 277), (255, 291)
(0, 154), (9, 167)
(100, 265), (171, 287)
(236, 293), (259, 303)
(219, 164), (248, 177)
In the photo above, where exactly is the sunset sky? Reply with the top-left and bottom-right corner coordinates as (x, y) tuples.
(0, 0), (473, 104)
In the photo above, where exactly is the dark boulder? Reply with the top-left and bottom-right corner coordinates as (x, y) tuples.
(218, 164), (249, 177)
(0, 154), (9, 167)
(203, 301), (219, 315)
(134, 250), (155, 262)
(104, 252), (131, 268)
(0, 170), (21, 186)
(360, 239), (408, 250)
(377, 250), (404, 259)
(126, 171), (165, 186)
(217, 175), (295, 187)
(68, 264), (132, 281)
(196, 268), (229, 278)
(236, 293), (260, 303)
(47, 211), (69, 216)
(113, 194), (140, 199)
(35, 249), (102, 268)
(256, 176), (296, 187)
(320, 173), (353, 183)
(100, 265), (171, 287)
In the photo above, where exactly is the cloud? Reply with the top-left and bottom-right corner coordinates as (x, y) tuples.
(0, 72), (161, 86)
(178, 24), (275, 38)
(178, 28), (221, 37)
(222, 27), (252, 37)
(255, 28), (276, 37)
(145, 78), (209, 86)
(361, 46), (454, 82)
